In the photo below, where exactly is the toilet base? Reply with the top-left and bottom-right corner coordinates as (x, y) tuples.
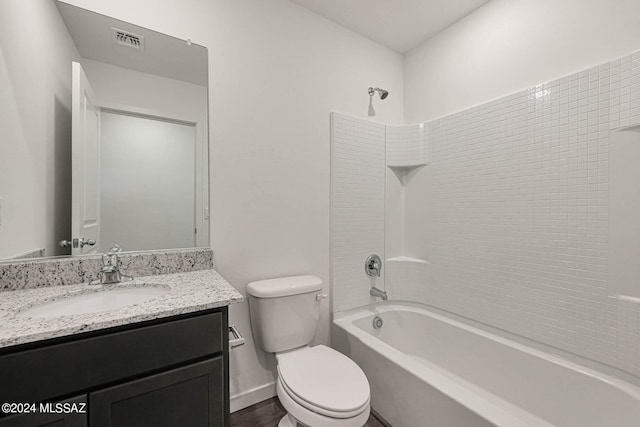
(278, 413), (300, 427)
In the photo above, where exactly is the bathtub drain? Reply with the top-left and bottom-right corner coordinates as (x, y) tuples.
(373, 316), (383, 329)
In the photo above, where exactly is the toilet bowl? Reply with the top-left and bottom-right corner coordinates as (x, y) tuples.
(276, 345), (370, 427)
(246, 276), (371, 427)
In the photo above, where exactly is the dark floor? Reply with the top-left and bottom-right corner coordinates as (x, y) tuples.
(230, 397), (387, 427)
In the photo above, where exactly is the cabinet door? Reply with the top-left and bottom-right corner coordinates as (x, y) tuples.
(0, 396), (86, 427)
(90, 358), (223, 427)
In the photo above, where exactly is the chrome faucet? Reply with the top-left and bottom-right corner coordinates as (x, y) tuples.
(370, 286), (388, 301)
(365, 254), (382, 277)
(97, 244), (133, 285)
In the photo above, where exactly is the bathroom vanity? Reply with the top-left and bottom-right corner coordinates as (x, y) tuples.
(0, 267), (243, 427)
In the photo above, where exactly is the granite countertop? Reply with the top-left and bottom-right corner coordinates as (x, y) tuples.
(0, 269), (243, 349)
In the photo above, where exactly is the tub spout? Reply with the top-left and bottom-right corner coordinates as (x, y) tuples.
(370, 286), (388, 301)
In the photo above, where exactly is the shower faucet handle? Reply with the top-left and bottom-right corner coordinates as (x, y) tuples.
(365, 254), (382, 277)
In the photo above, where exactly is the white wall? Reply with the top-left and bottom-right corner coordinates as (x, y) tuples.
(404, 0), (640, 123)
(61, 0), (404, 410)
(0, 0), (80, 259)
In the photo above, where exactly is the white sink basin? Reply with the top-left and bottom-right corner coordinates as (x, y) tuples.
(18, 286), (169, 318)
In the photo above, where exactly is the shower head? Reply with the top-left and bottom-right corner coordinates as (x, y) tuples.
(368, 87), (389, 100)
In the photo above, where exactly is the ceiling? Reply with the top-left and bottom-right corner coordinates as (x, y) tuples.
(57, 1), (208, 86)
(289, 0), (489, 53)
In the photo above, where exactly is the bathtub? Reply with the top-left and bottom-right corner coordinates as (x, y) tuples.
(332, 303), (640, 427)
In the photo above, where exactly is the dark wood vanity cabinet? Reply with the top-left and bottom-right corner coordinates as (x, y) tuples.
(90, 358), (224, 427)
(0, 395), (87, 427)
(0, 307), (229, 427)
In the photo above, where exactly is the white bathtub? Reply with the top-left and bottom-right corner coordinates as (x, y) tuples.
(332, 303), (640, 427)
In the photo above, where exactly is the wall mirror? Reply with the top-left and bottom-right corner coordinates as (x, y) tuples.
(0, 1), (209, 261)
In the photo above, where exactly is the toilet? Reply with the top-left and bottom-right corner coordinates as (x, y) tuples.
(247, 275), (371, 427)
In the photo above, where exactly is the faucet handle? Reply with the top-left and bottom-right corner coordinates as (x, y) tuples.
(108, 244), (123, 255)
(102, 253), (116, 268)
(96, 244), (134, 285)
(365, 254), (382, 277)
(103, 244), (123, 268)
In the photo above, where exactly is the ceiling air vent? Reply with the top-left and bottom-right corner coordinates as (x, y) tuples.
(112, 28), (144, 51)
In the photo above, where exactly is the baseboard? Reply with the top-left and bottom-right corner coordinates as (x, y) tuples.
(230, 381), (277, 413)
(371, 407), (392, 427)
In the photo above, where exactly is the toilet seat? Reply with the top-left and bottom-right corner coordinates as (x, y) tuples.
(277, 379), (370, 427)
(276, 345), (370, 418)
(278, 376), (370, 419)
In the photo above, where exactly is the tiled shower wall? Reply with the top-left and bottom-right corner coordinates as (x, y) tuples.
(423, 52), (640, 376)
(331, 51), (640, 376)
(386, 123), (428, 167)
(331, 113), (385, 312)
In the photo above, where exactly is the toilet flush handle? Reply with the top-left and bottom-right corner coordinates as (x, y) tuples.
(228, 325), (245, 350)
(316, 293), (328, 301)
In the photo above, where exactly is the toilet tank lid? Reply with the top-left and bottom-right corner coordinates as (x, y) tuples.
(246, 275), (323, 298)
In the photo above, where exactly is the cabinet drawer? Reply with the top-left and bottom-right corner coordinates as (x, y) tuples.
(0, 311), (224, 403)
(90, 358), (223, 427)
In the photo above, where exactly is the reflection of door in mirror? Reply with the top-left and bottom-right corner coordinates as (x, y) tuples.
(100, 111), (196, 252)
(71, 62), (100, 256)
(71, 60), (202, 254)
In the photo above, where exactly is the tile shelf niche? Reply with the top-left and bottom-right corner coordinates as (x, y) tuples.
(617, 124), (640, 133)
(386, 122), (429, 186)
(388, 163), (428, 186)
(386, 255), (430, 265)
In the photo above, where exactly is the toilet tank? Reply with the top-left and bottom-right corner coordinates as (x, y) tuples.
(247, 275), (323, 353)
